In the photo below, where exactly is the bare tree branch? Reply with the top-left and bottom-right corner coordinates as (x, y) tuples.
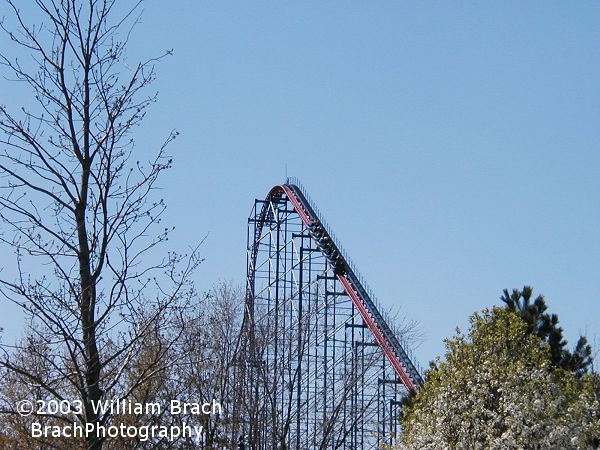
(0, 2), (199, 449)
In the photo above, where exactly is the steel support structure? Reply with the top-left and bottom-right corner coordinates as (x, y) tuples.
(238, 180), (423, 449)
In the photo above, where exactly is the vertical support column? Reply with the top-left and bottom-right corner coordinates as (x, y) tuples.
(295, 239), (303, 450)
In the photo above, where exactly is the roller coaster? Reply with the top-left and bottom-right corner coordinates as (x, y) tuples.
(236, 178), (423, 449)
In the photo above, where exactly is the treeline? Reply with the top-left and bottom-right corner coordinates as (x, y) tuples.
(0, 281), (245, 448)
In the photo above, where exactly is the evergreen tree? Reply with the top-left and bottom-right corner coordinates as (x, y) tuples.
(501, 286), (593, 377)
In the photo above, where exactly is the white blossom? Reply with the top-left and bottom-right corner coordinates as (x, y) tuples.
(398, 308), (599, 450)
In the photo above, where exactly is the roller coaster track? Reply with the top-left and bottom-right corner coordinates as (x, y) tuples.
(240, 178), (423, 448)
(248, 180), (423, 391)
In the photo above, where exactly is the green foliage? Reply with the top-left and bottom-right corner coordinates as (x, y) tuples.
(400, 307), (599, 449)
(501, 286), (593, 377)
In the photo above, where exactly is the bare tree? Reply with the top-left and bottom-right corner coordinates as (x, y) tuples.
(172, 281), (245, 448)
(0, 329), (86, 449)
(0, 1), (200, 448)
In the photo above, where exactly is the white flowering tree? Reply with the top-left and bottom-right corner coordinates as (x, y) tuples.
(399, 308), (599, 450)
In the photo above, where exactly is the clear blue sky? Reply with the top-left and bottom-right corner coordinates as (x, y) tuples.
(2, 1), (599, 367)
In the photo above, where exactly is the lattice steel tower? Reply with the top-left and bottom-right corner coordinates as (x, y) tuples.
(236, 179), (423, 449)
